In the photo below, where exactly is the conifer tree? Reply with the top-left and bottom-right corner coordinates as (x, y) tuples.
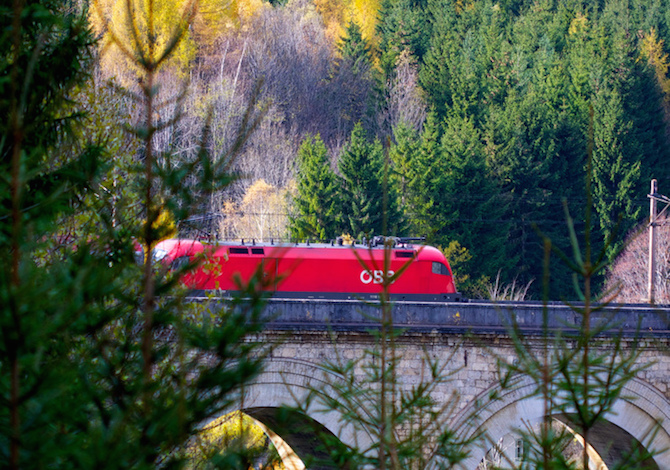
(340, 21), (374, 74)
(438, 113), (509, 289)
(329, 22), (380, 138)
(1, 2), (106, 466)
(591, 85), (641, 261)
(389, 122), (420, 211)
(403, 108), (438, 220)
(491, 155), (657, 470)
(417, 0), (459, 119)
(376, 0), (431, 78)
(338, 123), (403, 238)
(620, 28), (670, 212)
(1, 0), (269, 467)
(408, 109), (441, 239)
(290, 135), (340, 241)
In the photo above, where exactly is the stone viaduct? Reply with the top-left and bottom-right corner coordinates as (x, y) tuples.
(225, 299), (670, 469)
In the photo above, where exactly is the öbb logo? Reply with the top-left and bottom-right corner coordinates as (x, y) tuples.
(359, 270), (396, 285)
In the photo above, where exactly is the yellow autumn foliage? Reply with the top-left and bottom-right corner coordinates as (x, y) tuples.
(192, 0), (268, 50)
(91, 0), (382, 80)
(193, 0), (239, 40)
(313, 0), (381, 45)
(91, 0), (198, 84)
(92, 0), (271, 80)
(152, 205), (178, 243)
(349, 0), (381, 46)
(640, 27), (670, 97)
(313, 0), (348, 42)
(220, 179), (291, 241)
(138, 204), (177, 262)
(568, 12), (588, 36)
(237, 0), (269, 26)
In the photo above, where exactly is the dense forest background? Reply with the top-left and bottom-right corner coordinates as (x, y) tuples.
(86, 0), (670, 298)
(3, 0), (664, 464)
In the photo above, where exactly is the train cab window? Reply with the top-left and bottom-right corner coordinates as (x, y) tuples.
(229, 247), (249, 254)
(432, 262), (450, 275)
(251, 248), (265, 255)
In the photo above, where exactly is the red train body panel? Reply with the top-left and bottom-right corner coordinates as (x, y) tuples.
(153, 239), (460, 301)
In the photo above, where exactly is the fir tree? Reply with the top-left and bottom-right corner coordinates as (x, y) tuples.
(0, 0), (269, 467)
(389, 122), (420, 211)
(0, 2), (106, 465)
(620, 28), (670, 213)
(340, 21), (374, 75)
(591, 85), (641, 260)
(407, 109), (441, 238)
(329, 22), (380, 139)
(290, 135), (340, 241)
(419, 0), (460, 119)
(338, 124), (403, 238)
(376, 0), (431, 78)
(438, 113), (509, 289)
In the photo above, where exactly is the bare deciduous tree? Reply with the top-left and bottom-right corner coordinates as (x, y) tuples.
(378, 50), (427, 139)
(235, 106), (298, 190)
(605, 217), (670, 303)
(244, 0), (334, 139)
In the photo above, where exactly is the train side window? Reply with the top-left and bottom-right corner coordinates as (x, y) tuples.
(229, 247), (249, 254)
(251, 248), (265, 255)
(171, 256), (190, 270)
(432, 262), (449, 275)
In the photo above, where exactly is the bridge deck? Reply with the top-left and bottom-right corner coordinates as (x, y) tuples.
(248, 298), (670, 336)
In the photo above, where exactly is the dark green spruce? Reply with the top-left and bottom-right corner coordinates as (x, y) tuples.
(290, 134), (340, 241)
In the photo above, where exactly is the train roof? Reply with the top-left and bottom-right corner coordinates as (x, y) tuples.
(155, 238), (448, 263)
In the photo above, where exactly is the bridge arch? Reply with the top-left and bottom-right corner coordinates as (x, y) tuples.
(238, 357), (375, 468)
(450, 376), (670, 469)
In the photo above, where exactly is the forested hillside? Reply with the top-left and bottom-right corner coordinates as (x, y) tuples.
(89, 0), (670, 298)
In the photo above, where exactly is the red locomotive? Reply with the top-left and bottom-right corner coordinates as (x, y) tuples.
(153, 237), (461, 301)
